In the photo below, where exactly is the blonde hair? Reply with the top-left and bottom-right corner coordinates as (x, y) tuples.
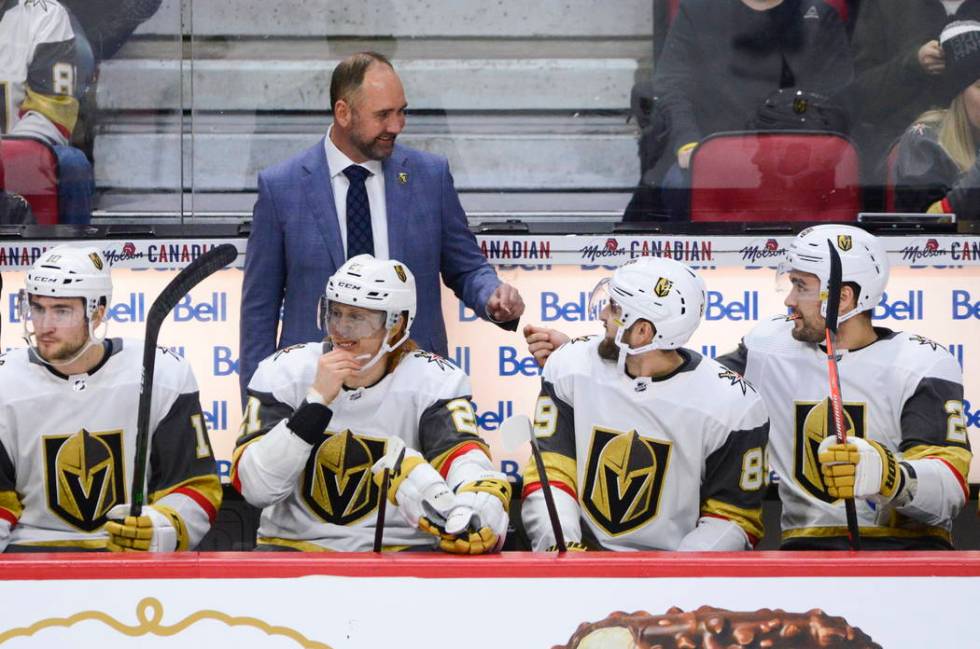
(915, 97), (979, 172)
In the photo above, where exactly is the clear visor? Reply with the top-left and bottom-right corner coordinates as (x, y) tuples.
(588, 278), (624, 324)
(324, 300), (387, 341)
(774, 263), (824, 305)
(17, 290), (88, 328)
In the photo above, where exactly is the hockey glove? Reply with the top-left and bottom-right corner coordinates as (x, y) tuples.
(818, 437), (909, 504)
(372, 447), (455, 538)
(441, 474), (512, 554)
(105, 504), (179, 552)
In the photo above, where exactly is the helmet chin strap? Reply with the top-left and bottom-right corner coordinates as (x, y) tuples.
(355, 324), (408, 373)
(613, 326), (663, 375)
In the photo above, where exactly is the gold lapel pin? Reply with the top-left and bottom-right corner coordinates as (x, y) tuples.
(398, 172), (408, 184)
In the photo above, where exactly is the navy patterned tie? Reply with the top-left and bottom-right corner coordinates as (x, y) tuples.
(344, 164), (374, 258)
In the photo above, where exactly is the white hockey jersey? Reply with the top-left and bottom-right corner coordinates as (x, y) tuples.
(0, 0), (78, 144)
(521, 336), (770, 551)
(0, 339), (221, 551)
(721, 316), (970, 549)
(233, 343), (495, 552)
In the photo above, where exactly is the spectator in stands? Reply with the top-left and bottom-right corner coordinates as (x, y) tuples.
(0, 0), (93, 224)
(652, 0), (852, 219)
(240, 51), (525, 398)
(892, 20), (980, 219)
(0, 0), (79, 147)
(848, 0), (980, 193)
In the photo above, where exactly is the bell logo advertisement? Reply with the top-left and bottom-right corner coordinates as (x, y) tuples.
(1, 239), (978, 483)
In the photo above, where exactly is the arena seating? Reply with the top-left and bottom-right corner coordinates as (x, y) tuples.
(0, 136), (60, 225)
(90, 0), (653, 220)
(689, 131), (861, 222)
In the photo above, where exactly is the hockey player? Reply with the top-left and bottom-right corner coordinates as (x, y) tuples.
(521, 257), (770, 551)
(232, 254), (510, 553)
(718, 225), (971, 550)
(0, 245), (222, 552)
(525, 226), (971, 550)
(1, 0), (79, 145)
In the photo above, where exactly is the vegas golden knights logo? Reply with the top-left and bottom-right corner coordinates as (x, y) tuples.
(394, 264), (407, 283)
(654, 277), (673, 298)
(43, 429), (125, 531)
(88, 252), (104, 270)
(836, 235), (853, 252)
(582, 428), (671, 536)
(794, 400), (866, 503)
(302, 430), (386, 525)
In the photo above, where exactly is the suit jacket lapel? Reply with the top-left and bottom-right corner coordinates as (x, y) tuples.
(302, 138), (345, 269)
(384, 147), (411, 262)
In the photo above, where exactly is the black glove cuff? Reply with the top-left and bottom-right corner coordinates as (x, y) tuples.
(286, 402), (332, 445)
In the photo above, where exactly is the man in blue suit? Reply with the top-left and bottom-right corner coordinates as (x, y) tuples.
(240, 51), (524, 395)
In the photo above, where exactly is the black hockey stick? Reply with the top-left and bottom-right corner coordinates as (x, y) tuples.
(129, 244), (239, 516)
(373, 442), (406, 553)
(824, 239), (861, 551)
(501, 415), (567, 552)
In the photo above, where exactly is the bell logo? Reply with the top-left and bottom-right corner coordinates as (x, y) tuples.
(654, 277), (673, 297)
(837, 235), (852, 251)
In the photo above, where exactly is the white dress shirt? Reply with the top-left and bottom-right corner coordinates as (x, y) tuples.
(324, 125), (390, 260)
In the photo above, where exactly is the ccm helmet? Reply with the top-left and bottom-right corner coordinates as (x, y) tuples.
(319, 254), (416, 369)
(780, 225), (889, 323)
(590, 256), (706, 365)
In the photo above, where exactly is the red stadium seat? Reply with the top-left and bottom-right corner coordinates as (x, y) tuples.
(689, 131), (861, 222)
(0, 135), (59, 224)
(823, 0), (848, 22)
(667, 0), (681, 23)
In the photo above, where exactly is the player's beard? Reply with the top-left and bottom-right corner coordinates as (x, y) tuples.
(789, 312), (826, 343)
(597, 335), (619, 361)
(38, 333), (90, 363)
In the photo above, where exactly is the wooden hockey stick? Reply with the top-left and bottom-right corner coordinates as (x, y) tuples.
(823, 239), (861, 550)
(500, 415), (567, 552)
(129, 244), (239, 516)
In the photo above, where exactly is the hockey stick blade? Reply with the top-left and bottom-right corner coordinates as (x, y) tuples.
(824, 239), (860, 550)
(499, 415), (567, 553)
(129, 244), (239, 516)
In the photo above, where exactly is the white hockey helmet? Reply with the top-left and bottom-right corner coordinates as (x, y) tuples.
(780, 225), (889, 323)
(319, 255), (416, 368)
(591, 256), (706, 357)
(24, 244), (113, 313)
(19, 244), (113, 366)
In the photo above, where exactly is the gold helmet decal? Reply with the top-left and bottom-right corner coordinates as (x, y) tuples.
(43, 429), (125, 531)
(654, 277), (673, 298)
(582, 428), (671, 536)
(836, 234), (853, 252)
(394, 264), (407, 283)
(88, 252), (104, 270)
(302, 430), (386, 525)
(794, 399), (865, 503)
